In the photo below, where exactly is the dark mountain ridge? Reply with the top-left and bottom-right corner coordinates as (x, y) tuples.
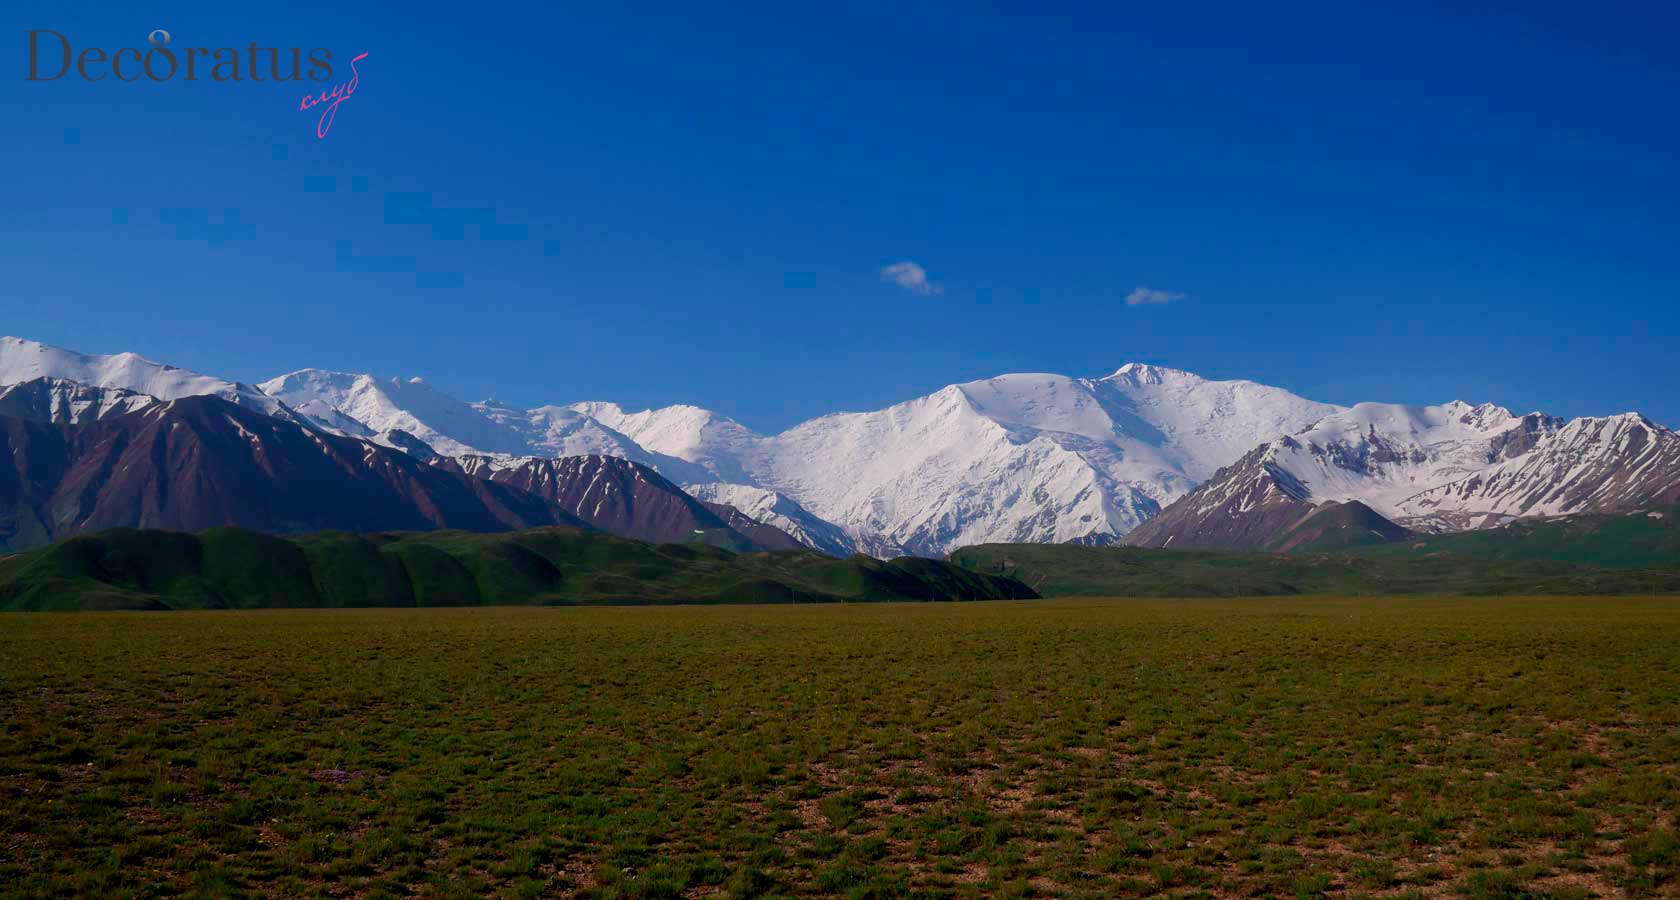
(437, 454), (804, 552)
(0, 396), (586, 552)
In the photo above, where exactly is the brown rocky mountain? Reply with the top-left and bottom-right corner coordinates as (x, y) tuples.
(437, 454), (802, 551)
(0, 396), (586, 552)
(1120, 443), (1344, 551)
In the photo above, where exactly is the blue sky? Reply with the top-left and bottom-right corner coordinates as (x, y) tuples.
(3, 1), (1676, 431)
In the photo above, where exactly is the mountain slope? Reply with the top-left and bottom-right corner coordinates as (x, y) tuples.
(0, 526), (1038, 611)
(438, 454), (776, 550)
(1396, 414), (1680, 528)
(260, 370), (714, 482)
(685, 483), (860, 556)
(566, 402), (762, 484)
(476, 402), (709, 478)
(0, 377), (158, 424)
(260, 369), (535, 456)
(694, 500), (807, 551)
(1267, 500), (1413, 553)
(1123, 402), (1561, 551)
(0, 397), (587, 552)
(1258, 402), (1560, 513)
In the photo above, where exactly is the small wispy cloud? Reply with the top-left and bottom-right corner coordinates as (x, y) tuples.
(880, 261), (943, 296)
(1125, 286), (1184, 306)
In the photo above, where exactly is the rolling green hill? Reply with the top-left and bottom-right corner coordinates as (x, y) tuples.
(1266, 499), (1413, 553)
(8, 508), (1676, 610)
(1360, 507), (1680, 568)
(951, 507), (1680, 597)
(0, 527), (1037, 611)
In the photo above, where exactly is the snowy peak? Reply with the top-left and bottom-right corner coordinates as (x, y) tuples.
(472, 402), (710, 481)
(1443, 400), (1519, 429)
(566, 401), (762, 482)
(259, 367), (718, 484)
(1092, 366), (1346, 481)
(569, 401), (761, 450)
(0, 336), (286, 419)
(260, 368), (533, 457)
(1297, 400), (1521, 440)
(706, 365), (1340, 554)
(1104, 362), (1202, 386)
(1251, 400), (1562, 515)
(955, 374), (1118, 439)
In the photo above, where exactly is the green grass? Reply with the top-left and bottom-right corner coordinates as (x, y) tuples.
(1358, 508), (1680, 569)
(952, 534), (1680, 598)
(0, 527), (1035, 611)
(3, 597), (1678, 897)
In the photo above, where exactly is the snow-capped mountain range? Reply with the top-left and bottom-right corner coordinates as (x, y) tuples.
(3, 335), (1675, 555)
(257, 360), (1347, 554)
(0, 336), (290, 421)
(1395, 413), (1680, 528)
(1123, 402), (1566, 549)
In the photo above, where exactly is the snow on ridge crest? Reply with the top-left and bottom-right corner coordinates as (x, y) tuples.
(0, 336), (284, 417)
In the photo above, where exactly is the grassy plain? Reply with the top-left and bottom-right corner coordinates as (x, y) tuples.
(2, 597), (1677, 898)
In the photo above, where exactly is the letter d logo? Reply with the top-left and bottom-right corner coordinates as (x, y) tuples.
(28, 29), (72, 80)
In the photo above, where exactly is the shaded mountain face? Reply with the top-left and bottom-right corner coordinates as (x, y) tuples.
(435, 454), (784, 551)
(0, 377), (157, 424)
(685, 482), (862, 557)
(694, 500), (807, 552)
(0, 397), (586, 552)
(1395, 414), (1680, 530)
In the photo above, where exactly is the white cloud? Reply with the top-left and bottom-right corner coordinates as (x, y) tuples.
(880, 261), (943, 296)
(1125, 286), (1184, 306)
